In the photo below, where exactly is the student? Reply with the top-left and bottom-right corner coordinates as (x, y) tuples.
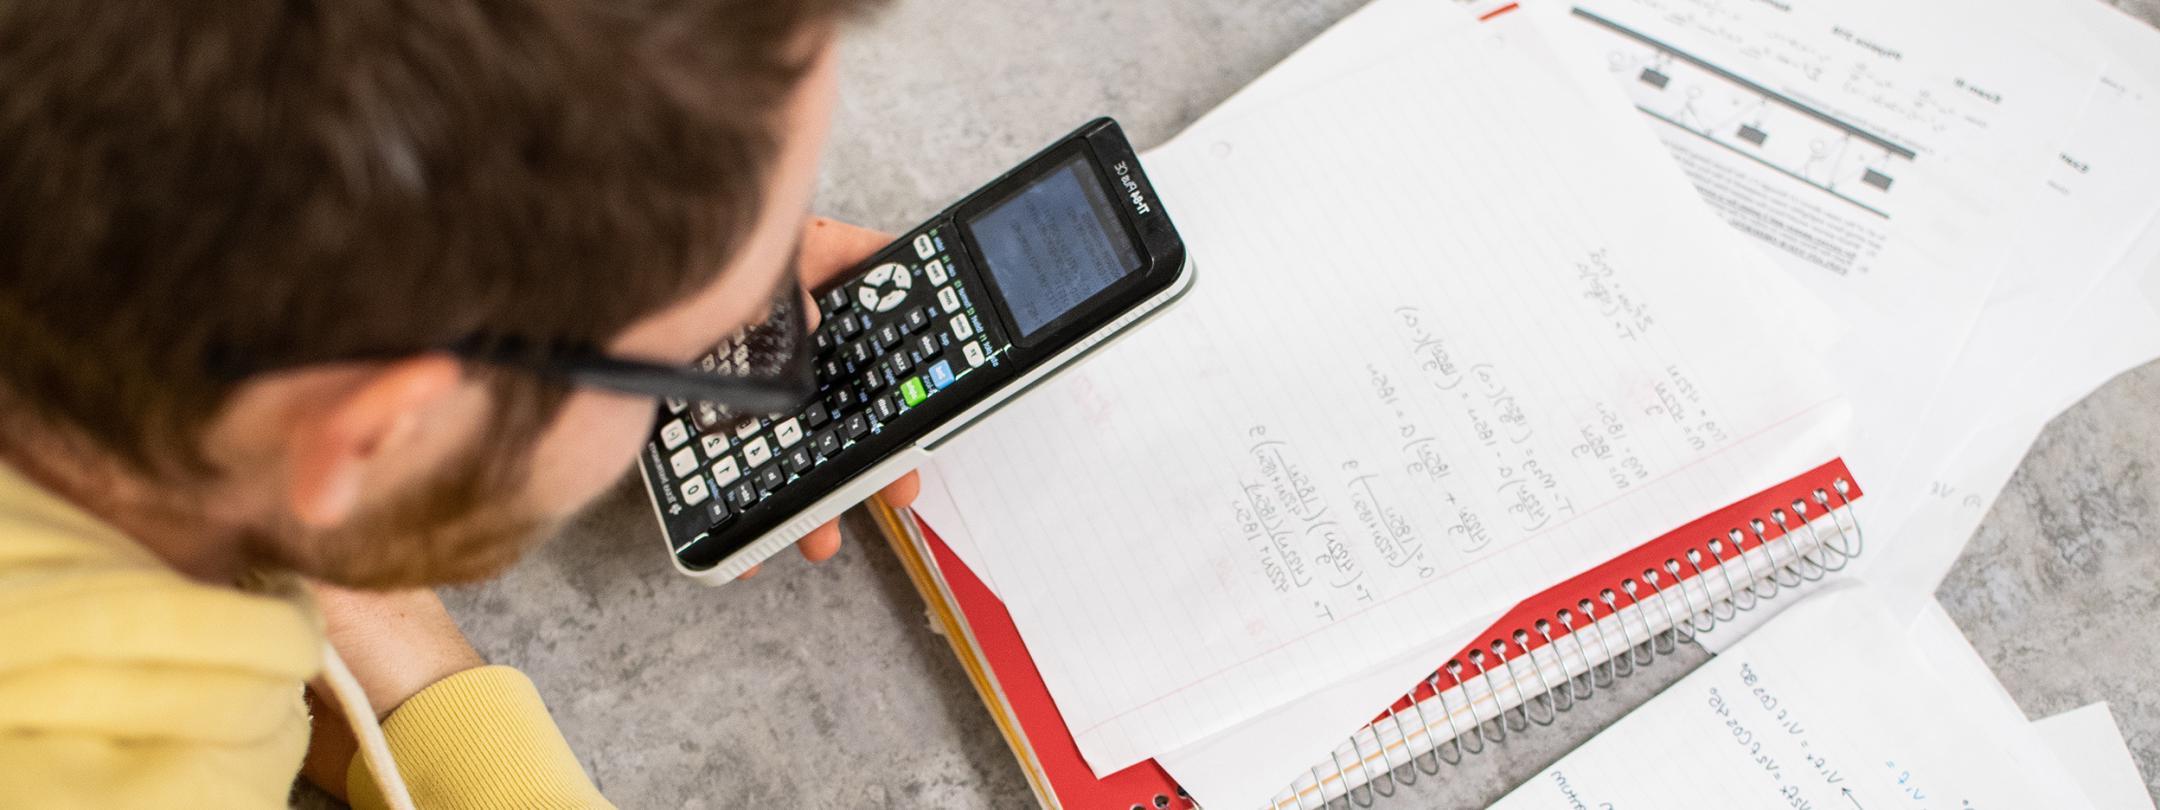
(0, 1), (913, 806)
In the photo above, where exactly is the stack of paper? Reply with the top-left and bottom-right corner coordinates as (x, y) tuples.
(914, 0), (2160, 804)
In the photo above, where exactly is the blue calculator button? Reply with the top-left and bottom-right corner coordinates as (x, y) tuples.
(928, 359), (955, 389)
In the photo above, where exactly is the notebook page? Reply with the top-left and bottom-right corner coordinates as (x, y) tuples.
(1491, 585), (2095, 809)
(923, 17), (1848, 773)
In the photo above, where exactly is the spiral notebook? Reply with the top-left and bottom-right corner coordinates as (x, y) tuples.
(873, 460), (1865, 809)
(852, 2), (1900, 805)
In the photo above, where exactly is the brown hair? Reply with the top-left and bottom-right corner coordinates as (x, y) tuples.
(0, 0), (872, 479)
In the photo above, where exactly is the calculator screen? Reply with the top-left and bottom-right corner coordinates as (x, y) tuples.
(962, 154), (1141, 338)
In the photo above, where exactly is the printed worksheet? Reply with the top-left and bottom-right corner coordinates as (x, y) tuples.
(1491, 585), (2094, 810)
(1538, 0), (2098, 532)
(916, 17), (1847, 774)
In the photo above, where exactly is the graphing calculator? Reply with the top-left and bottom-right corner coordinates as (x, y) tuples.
(637, 118), (1191, 583)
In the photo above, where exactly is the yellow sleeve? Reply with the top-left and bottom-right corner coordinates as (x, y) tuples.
(347, 665), (613, 810)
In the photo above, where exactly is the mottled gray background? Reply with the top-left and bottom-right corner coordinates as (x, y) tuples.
(305, 0), (2160, 806)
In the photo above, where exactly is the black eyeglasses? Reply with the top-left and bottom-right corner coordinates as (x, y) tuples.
(208, 284), (817, 419)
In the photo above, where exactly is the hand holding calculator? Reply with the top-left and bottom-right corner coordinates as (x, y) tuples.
(638, 118), (1191, 584)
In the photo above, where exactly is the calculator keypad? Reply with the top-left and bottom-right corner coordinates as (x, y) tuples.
(644, 224), (1007, 558)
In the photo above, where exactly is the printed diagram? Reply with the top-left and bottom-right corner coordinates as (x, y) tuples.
(1573, 8), (1914, 219)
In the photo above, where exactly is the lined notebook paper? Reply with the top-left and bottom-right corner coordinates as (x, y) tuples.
(1491, 584), (2095, 809)
(915, 17), (1850, 773)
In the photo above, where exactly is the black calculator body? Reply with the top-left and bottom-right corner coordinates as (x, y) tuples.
(637, 118), (1191, 582)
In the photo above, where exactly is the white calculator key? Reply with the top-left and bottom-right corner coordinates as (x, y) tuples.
(742, 436), (772, 468)
(710, 456), (742, 487)
(937, 286), (961, 313)
(659, 419), (690, 449)
(924, 259), (947, 285)
(666, 398), (688, 414)
(962, 341), (986, 368)
(877, 289), (908, 312)
(773, 418), (803, 448)
(678, 477), (710, 506)
(949, 314), (975, 340)
(856, 285), (881, 310)
(891, 266), (912, 290)
(700, 434), (727, 459)
(912, 233), (935, 259)
(735, 419), (761, 440)
(864, 263), (894, 285)
(668, 447), (699, 478)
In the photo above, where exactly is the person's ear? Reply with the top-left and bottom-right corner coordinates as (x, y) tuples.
(285, 355), (465, 529)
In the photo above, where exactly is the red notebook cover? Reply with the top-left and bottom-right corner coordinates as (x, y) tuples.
(880, 457), (1861, 809)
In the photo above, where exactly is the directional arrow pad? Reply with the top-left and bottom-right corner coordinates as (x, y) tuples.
(856, 261), (912, 313)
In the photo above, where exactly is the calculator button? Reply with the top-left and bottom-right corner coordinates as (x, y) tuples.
(813, 429), (841, 457)
(824, 389), (851, 413)
(856, 285), (881, 311)
(668, 447), (699, 478)
(691, 401), (724, 432)
(755, 465), (784, 493)
(710, 456), (742, 487)
(864, 263), (895, 285)
(813, 329), (835, 354)
(913, 334), (940, 358)
(804, 402), (830, 427)
(928, 359), (956, 389)
(678, 477), (710, 506)
(876, 289), (908, 312)
(843, 412), (869, 439)
(937, 287), (962, 313)
(821, 286), (851, 313)
(837, 312), (864, 338)
(891, 266), (912, 290)
(820, 357), (845, 381)
(700, 434), (727, 459)
(666, 398), (688, 414)
(924, 259), (948, 285)
(846, 340), (874, 365)
(949, 314), (975, 340)
(876, 324), (902, 349)
(725, 480), (758, 509)
(900, 377), (929, 407)
(735, 420), (762, 440)
(913, 233), (935, 259)
(773, 418), (803, 448)
(782, 447), (812, 476)
(705, 499), (731, 527)
(872, 394), (899, 421)
(859, 368), (884, 395)
(884, 352), (913, 377)
(905, 307), (931, 333)
(963, 341), (987, 368)
(659, 419), (690, 449)
(742, 436), (772, 467)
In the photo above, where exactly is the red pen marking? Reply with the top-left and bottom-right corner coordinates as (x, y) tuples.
(1480, 2), (1520, 21)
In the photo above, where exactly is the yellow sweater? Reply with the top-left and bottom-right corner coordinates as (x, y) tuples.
(0, 464), (612, 809)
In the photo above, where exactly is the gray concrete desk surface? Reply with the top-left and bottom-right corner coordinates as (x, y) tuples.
(431, 2), (2160, 808)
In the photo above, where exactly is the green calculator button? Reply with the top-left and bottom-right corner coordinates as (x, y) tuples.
(899, 377), (928, 407)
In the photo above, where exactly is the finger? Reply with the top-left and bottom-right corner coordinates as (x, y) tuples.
(798, 216), (896, 291)
(797, 520), (844, 563)
(877, 470), (921, 509)
(736, 563), (761, 580)
(800, 285), (822, 331)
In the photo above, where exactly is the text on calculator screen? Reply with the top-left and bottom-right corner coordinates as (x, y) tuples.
(963, 155), (1140, 338)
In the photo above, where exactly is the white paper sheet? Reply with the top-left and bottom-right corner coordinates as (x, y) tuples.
(1492, 584), (2096, 809)
(2033, 703), (2157, 810)
(1862, 1), (2160, 601)
(1152, 616), (1495, 810)
(922, 15), (1846, 773)
(1542, 0), (2104, 579)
